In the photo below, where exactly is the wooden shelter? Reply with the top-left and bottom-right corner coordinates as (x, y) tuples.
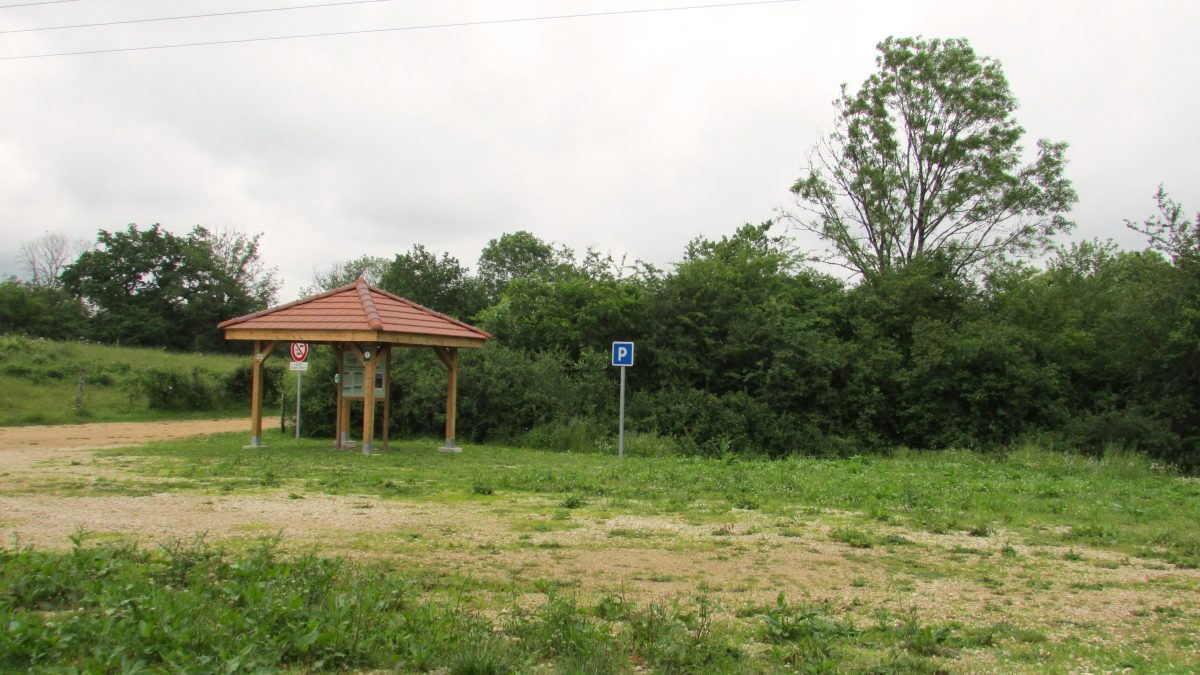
(218, 278), (491, 454)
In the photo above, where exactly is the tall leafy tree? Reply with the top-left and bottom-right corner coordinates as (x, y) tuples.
(192, 227), (280, 308)
(301, 254), (390, 296)
(61, 224), (271, 351)
(479, 272), (651, 358)
(1124, 189), (1200, 466)
(1127, 187), (1200, 267)
(476, 231), (573, 301)
(790, 36), (1077, 280)
(379, 245), (488, 321)
(638, 223), (846, 454)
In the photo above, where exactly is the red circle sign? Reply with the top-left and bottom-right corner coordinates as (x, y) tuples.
(289, 342), (309, 362)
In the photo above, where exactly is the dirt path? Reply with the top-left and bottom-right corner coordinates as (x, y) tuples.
(0, 418), (265, 493)
(0, 418), (254, 468)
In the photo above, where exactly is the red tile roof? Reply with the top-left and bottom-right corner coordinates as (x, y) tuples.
(219, 278), (491, 343)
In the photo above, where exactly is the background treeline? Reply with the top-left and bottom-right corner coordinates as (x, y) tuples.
(2, 207), (1197, 467)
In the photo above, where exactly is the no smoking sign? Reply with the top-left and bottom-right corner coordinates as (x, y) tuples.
(290, 342), (309, 362)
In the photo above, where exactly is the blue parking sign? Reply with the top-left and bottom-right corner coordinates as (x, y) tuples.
(611, 341), (635, 367)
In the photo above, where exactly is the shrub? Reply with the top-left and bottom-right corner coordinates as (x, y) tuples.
(830, 527), (875, 549)
(221, 362), (283, 405)
(522, 417), (608, 454)
(506, 594), (623, 672)
(560, 495), (586, 509)
(1061, 409), (1182, 461)
(135, 367), (215, 410)
(757, 594), (857, 645)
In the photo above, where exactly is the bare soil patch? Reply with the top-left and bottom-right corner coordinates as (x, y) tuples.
(0, 418), (262, 488)
(0, 418), (253, 466)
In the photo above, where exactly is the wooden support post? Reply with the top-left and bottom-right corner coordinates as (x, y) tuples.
(436, 347), (459, 453)
(382, 345), (391, 452)
(447, 348), (457, 448)
(246, 341), (276, 448)
(249, 340), (263, 447)
(362, 345), (377, 456)
(334, 345), (344, 449)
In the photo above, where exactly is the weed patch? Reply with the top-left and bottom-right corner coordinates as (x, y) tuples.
(0, 539), (487, 672)
(831, 527), (876, 549)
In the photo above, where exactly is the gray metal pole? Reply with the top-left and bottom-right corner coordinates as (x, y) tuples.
(294, 370), (302, 439)
(618, 365), (626, 459)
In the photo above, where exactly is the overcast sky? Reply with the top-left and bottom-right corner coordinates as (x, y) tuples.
(2, 0), (1197, 300)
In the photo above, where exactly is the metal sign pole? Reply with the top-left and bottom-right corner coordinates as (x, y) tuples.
(611, 340), (634, 460)
(618, 365), (626, 459)
(295, 370), (302, 439)
(289, 342), (309, 440)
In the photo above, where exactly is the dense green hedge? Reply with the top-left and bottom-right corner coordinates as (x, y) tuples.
(280, 228), (1199, 470)
(136, 364), (282, 411)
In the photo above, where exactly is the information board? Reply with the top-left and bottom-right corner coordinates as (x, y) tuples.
(341, 351), (383, 398)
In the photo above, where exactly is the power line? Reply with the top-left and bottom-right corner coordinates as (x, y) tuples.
(2, 0), (404, 34)
(0, 0), (84, 8)
(0, 0), (806, 61)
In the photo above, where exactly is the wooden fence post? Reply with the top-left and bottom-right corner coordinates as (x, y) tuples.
(74, 369), (86, 413)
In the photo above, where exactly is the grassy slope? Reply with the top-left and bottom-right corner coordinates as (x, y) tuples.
(0, 335), (252, 426)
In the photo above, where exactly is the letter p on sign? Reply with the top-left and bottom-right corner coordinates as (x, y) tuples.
(611, 341), (635, 367)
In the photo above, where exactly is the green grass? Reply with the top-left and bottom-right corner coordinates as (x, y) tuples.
(0, 538), (1044, 674)
(0, 537), (742, 673)
(101, 433), (1200, 567)
(4, 537), (1189, 674)
(0, 538), (512, 672)
(1, 536), (775, 673)
(0, 334), (260, 425)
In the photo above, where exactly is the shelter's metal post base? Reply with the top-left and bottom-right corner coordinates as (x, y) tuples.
(438, 439), (460, 454)
(243, 436), (265, 450)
